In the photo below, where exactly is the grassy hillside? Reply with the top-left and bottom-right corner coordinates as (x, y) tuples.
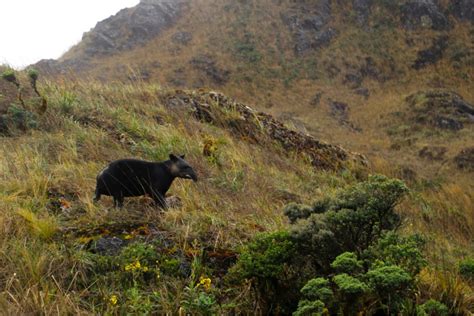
(0, 71), (473, 313)
(38, 0), (474, 186)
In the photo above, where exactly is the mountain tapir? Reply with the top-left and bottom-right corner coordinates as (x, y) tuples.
(94, 154), (197, 208)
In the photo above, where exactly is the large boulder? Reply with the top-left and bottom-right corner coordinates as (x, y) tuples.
(401, 0), (449, 30)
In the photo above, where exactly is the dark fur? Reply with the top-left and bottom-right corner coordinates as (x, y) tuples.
(94, 154), (197, 208)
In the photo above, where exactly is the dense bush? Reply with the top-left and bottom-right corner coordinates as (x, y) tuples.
(417, 299), (449, 316)
(228, 231), (298, 312)
(286, 175), (408, 271)
(230, 175), (428, 314)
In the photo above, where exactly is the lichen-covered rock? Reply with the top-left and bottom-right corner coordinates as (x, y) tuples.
(454, 147), (474, 171)
(404, 90), (474, 131)
(163, 90), (368, 170)
(401, 0), (449, 30)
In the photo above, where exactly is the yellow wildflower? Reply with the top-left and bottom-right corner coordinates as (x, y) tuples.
(124, 260), (141, 272)
(124, 234), (133, 240)
(198, 276), (212, 290)
(109, 294), (118, 305)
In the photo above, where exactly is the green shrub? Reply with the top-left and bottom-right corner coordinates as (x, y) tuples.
(333, 273), (368, 314)
(365, 232), (426, 275)
(417, 299), (449, 316)
(230, 175), (420, 315)
(300, 278), (333, 303)
(231, 231), (294, 280)
(334, 273), (368, 296)
(6, 105), (38, 131)
(1, 69), (19, 86)
(459, 258), (474, 281)
(366, 264), (413, 311)
(293, 299), (326, 316)
(288, 175), (408, 270)
(230, 231), (296, 312)
(331, 252), (364, 275)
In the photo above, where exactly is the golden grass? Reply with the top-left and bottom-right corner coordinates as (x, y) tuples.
(0, 72), (472, 313)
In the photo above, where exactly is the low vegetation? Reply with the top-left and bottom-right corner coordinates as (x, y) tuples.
(0, 70), (473, 314)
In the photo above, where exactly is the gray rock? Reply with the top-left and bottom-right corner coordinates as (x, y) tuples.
(80, 0), (187, 57)
(401, 0), (448, 30)
(353, 0), (372, 26)
(413, 36), (448, 69)
(94, 237), (125, 255)
(450, 0), (474, 22)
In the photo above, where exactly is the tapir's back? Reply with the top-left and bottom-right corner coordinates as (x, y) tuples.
(97, 159), (156, 197)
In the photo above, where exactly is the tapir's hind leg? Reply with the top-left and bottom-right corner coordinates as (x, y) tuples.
(113, 195), (124, 208)
(93, 187), (101, 202)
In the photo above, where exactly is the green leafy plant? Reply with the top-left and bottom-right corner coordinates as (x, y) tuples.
(366, 264), (413, 312)
(286, 175), (408, 271)
(416, 299), (449, 316)
(459, 258), (474, 281)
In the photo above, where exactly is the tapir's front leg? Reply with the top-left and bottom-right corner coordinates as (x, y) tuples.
(151, 191), (167, 209)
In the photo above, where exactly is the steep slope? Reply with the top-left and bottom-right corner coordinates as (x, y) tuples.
(0, 74), (473, 314)
(34, 0), (474, 181)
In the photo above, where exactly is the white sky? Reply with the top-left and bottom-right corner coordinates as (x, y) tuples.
(0, 0), (140, 69)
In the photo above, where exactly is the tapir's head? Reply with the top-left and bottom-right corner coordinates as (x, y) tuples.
(169, 154), (198, 182)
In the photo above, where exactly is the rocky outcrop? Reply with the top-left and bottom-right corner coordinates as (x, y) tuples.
(450, 0), (474, 22)
(401, 0), (448, 30)
(329, 100), (362, 132)
(163, 90), (368, 170)
(282, 0), (336, 55)
(33, 0), (188, 74)
(405, 90), (474, 131)
(413, 36), (448, 69)
(454, 147), (474, 171)
(81, 0), (187, 57)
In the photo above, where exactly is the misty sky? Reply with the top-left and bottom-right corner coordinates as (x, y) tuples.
(0, 0), (139, 69)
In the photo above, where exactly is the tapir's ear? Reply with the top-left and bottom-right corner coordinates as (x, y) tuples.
(169, 154), (178, 161)
(180, 154), (185, 159)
